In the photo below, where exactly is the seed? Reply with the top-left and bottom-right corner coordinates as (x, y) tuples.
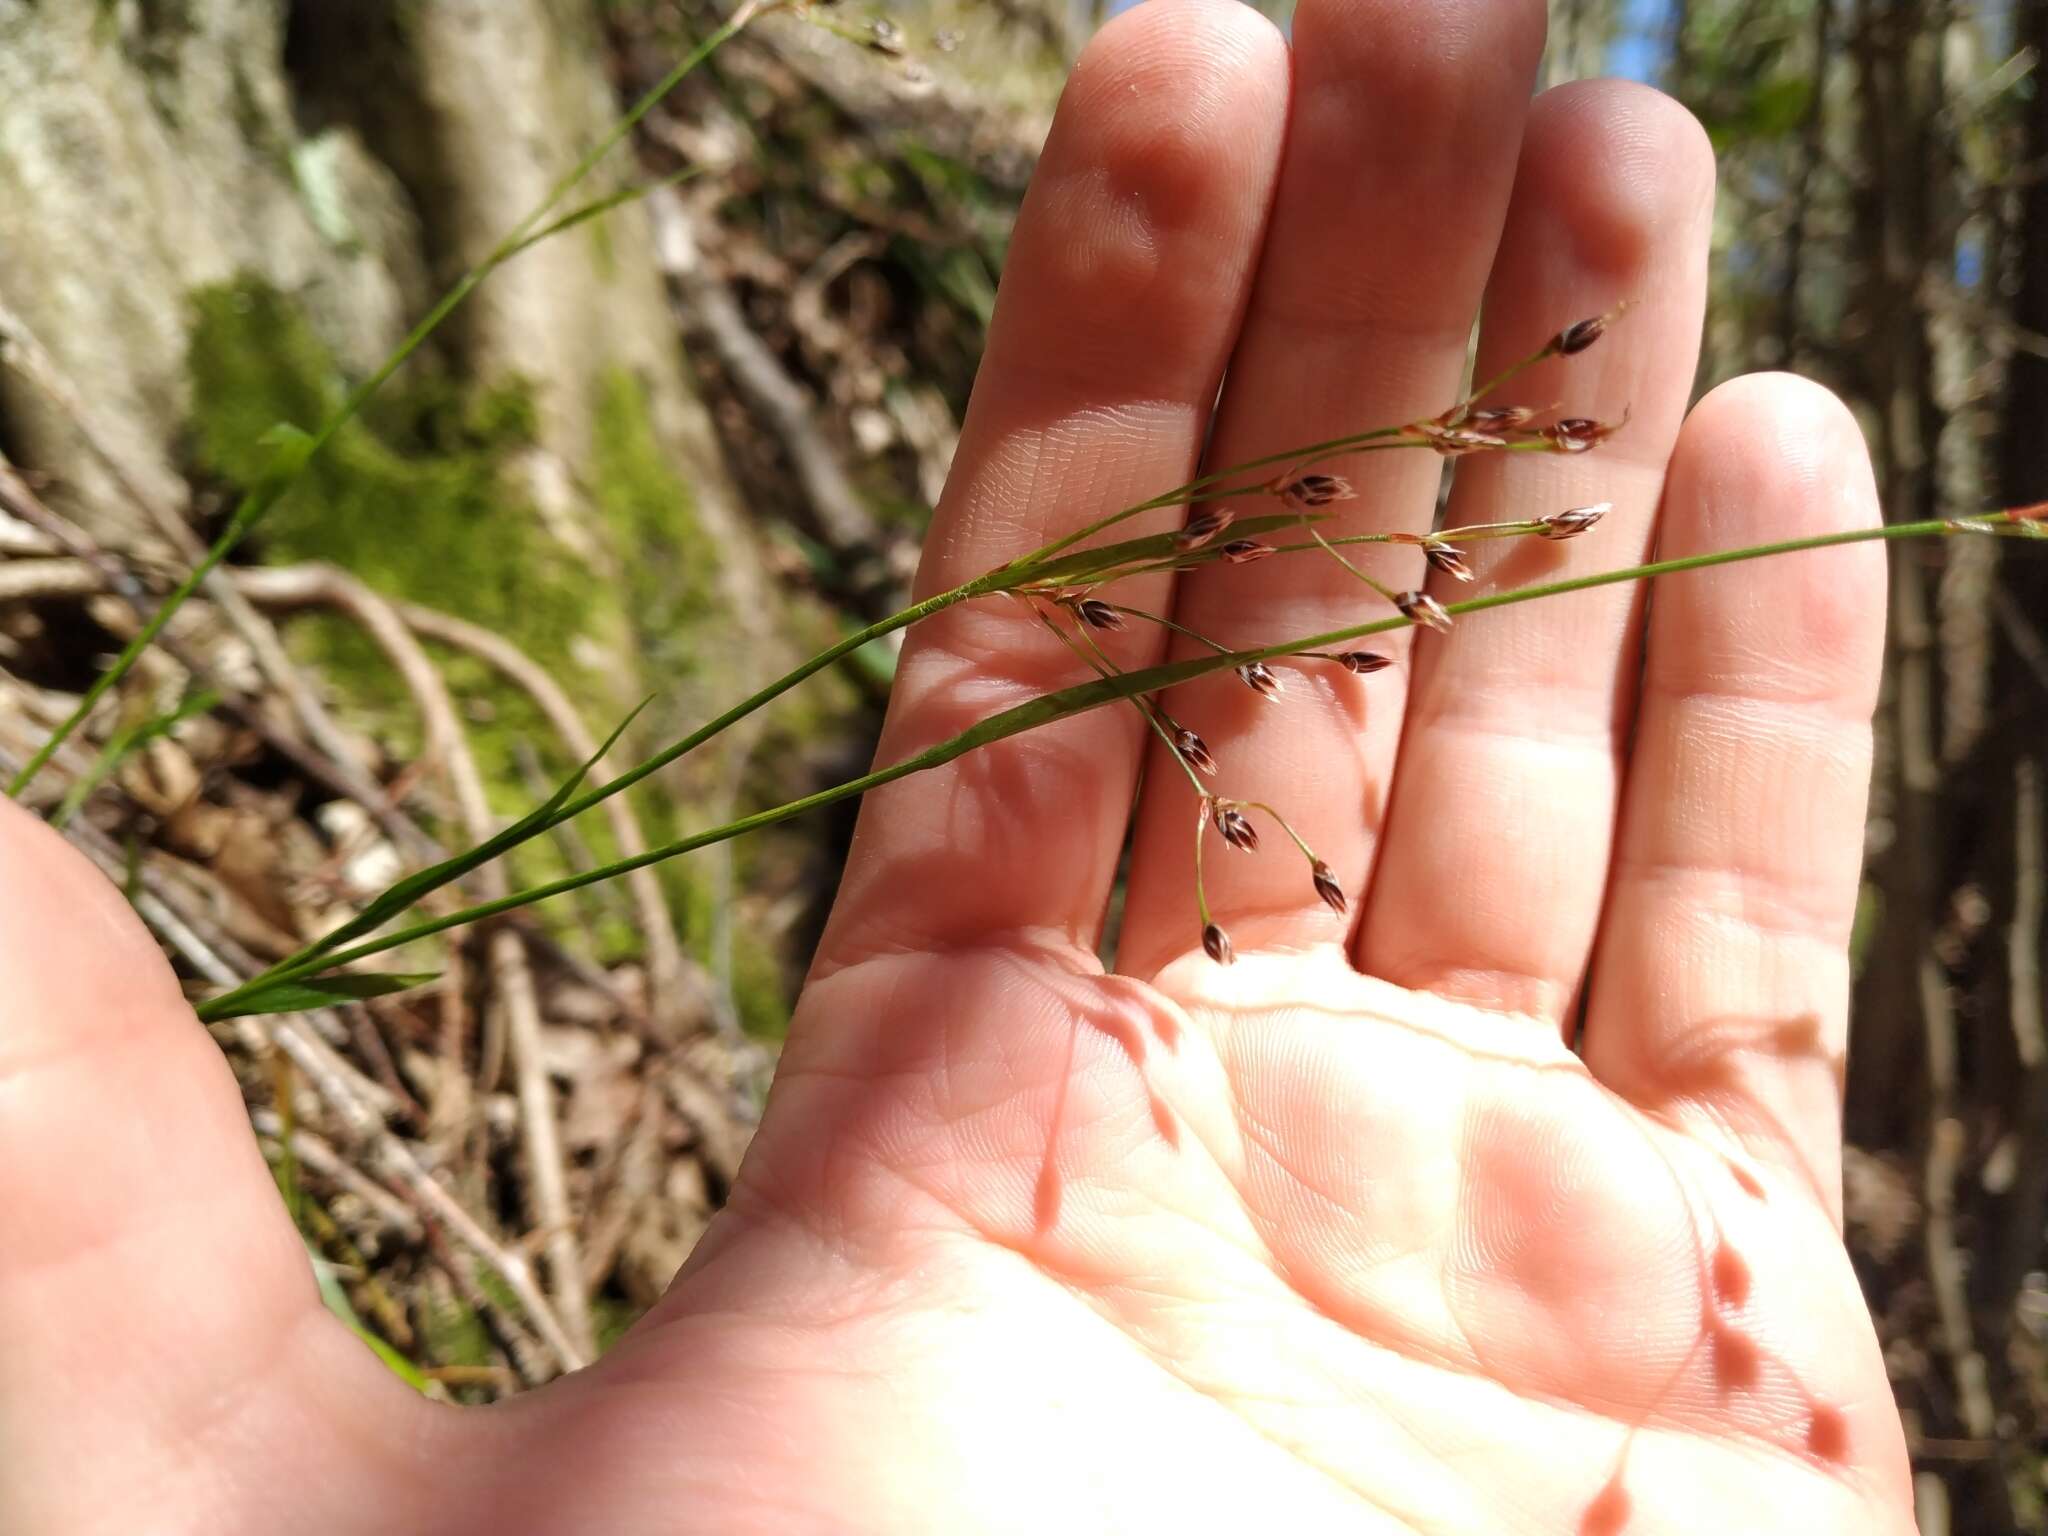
(1075, 598), (1125, 631)
(1202, 922), (1235, 965)
(1423, 542), (1474, 582)
(1396, 590), (1453, 632)
(1539, 501), (1610, 540)
(1175, 728), (1218, 775)
(1220, 540), (1275, 564)
(1428, 426), (1508, 457)
(1336, 650), (1391, 674)
(1174, 509), (1233, 550)
(1237, 661), (1283, 700)
(1465, 405), (1535, 430)
(1216, 807), (1259, 852)
(1554, 315), (1608, 355)
(1311, 860), (1347, 915)
(1280, 473), (1355, 509)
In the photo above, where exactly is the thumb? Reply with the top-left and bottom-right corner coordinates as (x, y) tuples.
(0, 799), (441, 1529)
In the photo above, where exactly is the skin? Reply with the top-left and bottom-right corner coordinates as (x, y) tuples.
(0, 1), (1915, 1531)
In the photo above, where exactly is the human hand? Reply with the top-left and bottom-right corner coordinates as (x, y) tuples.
(0, 2), (1912, 1532)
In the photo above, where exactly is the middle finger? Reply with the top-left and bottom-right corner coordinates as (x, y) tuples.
(1118, 0), (1548, 976)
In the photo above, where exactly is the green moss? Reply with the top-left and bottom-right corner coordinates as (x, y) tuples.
(590, 366), (714, 673)
(184, 280), (849, 1028)
(188, 280), (593, 668)
(185, 277), (647, 933)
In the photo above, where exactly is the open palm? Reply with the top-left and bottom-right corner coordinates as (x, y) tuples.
(0, 1), (1912, 1532)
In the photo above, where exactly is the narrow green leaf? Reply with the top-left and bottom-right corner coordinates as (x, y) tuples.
(206, 971), (439, 1020)
(301, 696), (651, 960)
(1014, 512), (1317, 587)
(53, 688), (220, 829)
(311, 1250), (433, 1394)
(497, 167), (703, 264)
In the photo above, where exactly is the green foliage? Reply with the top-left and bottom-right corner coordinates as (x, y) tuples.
(187, 279), (589, 666)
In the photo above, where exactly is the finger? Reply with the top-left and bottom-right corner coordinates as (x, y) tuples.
(1116, 0), (1548, 977)
(1357, 82), (1715, 1023)
(1582, 374), (1884, 1218)
(0, 802), (437, 1526)
(811, 0), (1290, 977)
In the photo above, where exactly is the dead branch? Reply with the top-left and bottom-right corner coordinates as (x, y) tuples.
(397, 598), (697, 1046)
(650, 187), (884, 557)
(235, 561), (596, 1362)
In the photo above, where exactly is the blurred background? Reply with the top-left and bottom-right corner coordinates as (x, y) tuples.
(0, 0), (2042, 1527)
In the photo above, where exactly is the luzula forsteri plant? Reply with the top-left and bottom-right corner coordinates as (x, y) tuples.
(6, 6), (2043, 1025)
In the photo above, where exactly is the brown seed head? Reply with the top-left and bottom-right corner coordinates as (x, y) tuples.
(1539, 501), (1610, 540)
(1216, 806), (1259, 852)
(1175, 728), (1218, 775)
(1075, 598), (1125, 631)
(1427, 425), (1509, 457)
(1237, 661), (1284, 700)
(1545, 414), (1625, 455)
(1311, 860), (1347, 915)
(1465, 405), (1536, 431)
(1337, 650), (1392, 675)
(1423, 541), (1475, 582)
(1220, 539), (1275, 564)
(1280, 473), (1355, 509)
(1554, 315), (1608, 355)
(1202, 922), (1235, 965)
(1174, 508), (1234, 550)
(1396, 590), (1453, 632)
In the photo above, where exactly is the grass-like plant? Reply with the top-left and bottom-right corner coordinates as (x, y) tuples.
(8, 5), (2044, 1027)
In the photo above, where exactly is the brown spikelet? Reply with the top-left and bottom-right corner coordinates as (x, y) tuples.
(1337, 650), (1391, 674)
(1465, 405), (1535, 431)
(1396, 590), (1453, 632)
(1424, 425), (1509, 457)
(1237, 661), (1284, 700)
(1216, 807), (1259, 852)
(1278, 473), (1355, 509)
(1423, 542), (1474, 582)
(1554, 315), (1608, 355)
(1175, 728), (1218, 775)
(1175, 508), (1233, 550)
(1220, 540), (1275, 564)
(1202, 922), (1235, 965)
(1075, 598), (1125, 631)
(1311, 860), (1347, 915)
(1539, 501), (1610, 540)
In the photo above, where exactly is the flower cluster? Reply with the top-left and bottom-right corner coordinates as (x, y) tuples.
(1008, 313), (1628, 963)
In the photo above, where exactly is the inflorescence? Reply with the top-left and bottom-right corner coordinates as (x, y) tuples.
(1010, 314), (1630, 964)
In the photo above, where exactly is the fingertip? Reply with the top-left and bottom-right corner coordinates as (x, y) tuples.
(0, 796), (187, 1045)
(1676, 372), (1880, 535)
(1003, 0), (1289, 396)
(1661, 372), (1886, 707)
(1518, 80), (1715, 282)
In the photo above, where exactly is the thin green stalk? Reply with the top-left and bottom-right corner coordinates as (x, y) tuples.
(7, 10), (763, 800)
(198, 510), (2011, 1018)
(219, 582), (973, 1005)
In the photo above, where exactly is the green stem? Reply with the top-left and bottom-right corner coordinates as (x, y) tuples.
(7, 12), (759, 800)
(199, 511), (1993, 1017)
